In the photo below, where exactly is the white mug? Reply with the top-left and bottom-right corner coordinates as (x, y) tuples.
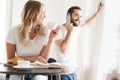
(17, 60), (30, 67)
(47, 22), (57, 30)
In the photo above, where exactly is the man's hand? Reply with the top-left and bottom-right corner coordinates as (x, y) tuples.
(64, 23), (73, 33)
(97, 2), (104, 13)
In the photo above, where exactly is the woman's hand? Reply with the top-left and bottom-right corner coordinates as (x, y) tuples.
(49, 26), (60, 40)
(34, 56), (48, 64)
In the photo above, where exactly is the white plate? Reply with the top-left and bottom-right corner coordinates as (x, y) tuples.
(13, 66), (34, 70)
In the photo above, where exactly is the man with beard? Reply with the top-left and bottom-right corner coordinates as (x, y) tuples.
(54, 2), (104, 80)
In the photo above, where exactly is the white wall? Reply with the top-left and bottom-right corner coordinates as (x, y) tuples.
(11, 0), (65, 27)
(10, 0), (83, 26)
(11, 0), (27, 27)
(0, 0), (7, 62)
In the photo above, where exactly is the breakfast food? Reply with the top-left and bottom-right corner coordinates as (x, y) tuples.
(7, 57), (24, 65)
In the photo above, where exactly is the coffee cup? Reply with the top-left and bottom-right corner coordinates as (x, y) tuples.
(17, 60), (30, 67)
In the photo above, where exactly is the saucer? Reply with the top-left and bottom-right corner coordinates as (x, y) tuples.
(13, 66), (33, 70)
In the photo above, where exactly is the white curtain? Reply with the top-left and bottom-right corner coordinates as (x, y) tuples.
(97, 0), (120, 80)
(77, 0), (120, 80)
(74, 0), (104, 80)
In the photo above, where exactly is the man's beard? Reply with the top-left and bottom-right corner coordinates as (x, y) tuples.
(71, 20), (80, 27)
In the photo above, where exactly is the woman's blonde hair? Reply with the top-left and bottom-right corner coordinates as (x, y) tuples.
(19, 0), (46, 45)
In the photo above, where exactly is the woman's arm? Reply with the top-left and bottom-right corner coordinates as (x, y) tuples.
(6, 43), (47, 64)
(40, 29), (59, 60)
(6, 43), (16, 59)
(6, 43), (48, 64)
(23, 56), (48, 63)
(6, 43), (24, 65)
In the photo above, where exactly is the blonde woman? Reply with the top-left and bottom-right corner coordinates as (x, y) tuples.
(6, 0), (59, 80)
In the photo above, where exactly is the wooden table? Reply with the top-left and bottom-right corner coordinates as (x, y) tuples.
(0, 64), (76, 80)
(0, 64), (62, 80)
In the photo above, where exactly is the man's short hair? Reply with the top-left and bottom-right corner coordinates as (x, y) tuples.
(67, 6), (81, 15)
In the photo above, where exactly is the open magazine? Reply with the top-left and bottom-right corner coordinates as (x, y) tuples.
(30, 61), (62, 69)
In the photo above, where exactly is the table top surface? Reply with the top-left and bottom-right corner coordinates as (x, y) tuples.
(0, 64), (62, 75)
(0, 64), (76, 75)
